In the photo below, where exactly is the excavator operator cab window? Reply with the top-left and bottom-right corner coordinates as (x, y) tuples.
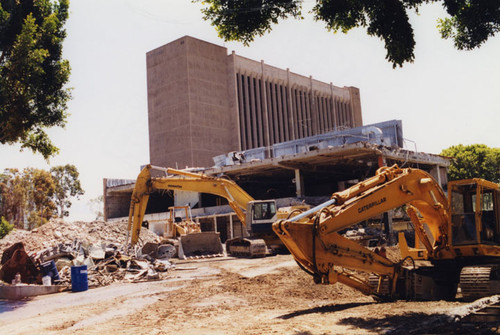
(479, 189), (500, 244)
(451, 183), (500, 245)
(451, 183), (478, 245)
(253, 202), (276, 221)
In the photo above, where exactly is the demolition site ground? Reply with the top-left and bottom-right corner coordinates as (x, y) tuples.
(1, 254), (499, 334)
(0, 219), (499, 334)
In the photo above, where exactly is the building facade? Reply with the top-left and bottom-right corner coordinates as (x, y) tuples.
(146, 36), (362, 168)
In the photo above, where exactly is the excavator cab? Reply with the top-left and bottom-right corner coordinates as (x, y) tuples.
(247, 200), (277, 234)
(450, 179), (500, 247)
(449, 179), (500, 300)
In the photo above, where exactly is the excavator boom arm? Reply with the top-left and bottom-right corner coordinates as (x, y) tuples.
(273, 165), (452, 297)
(128, 165), (255, 245)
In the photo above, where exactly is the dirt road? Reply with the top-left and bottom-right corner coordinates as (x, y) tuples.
(0, 254), (497, 334)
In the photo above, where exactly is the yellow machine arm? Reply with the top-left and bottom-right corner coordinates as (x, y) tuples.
(273, 165), (452, 297)
(127, 165), (255, 245)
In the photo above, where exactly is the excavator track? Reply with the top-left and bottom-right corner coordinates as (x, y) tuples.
(226, 238), (268, 257)
(368, 274), (392, 299)
(459, 265), (500, 301)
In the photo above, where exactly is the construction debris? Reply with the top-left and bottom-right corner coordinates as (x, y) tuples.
(0, 219), (176, 299)
(0, 242), (41, 284)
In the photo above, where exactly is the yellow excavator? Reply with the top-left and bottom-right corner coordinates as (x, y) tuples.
(128, 165), (308, 257)
(273, 164), (500, 301)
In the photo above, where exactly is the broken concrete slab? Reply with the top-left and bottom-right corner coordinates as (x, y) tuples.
(88, 245), (106, 260)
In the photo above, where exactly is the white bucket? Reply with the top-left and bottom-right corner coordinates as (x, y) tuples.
(42, 276), (51, 286)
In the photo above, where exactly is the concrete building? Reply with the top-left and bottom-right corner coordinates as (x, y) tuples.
(147, 36), (362, 168)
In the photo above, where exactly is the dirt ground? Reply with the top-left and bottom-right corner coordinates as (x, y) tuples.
(1, 254), (499, 335)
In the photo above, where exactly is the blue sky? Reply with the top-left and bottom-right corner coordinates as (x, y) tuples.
(1, 0), (499, 221)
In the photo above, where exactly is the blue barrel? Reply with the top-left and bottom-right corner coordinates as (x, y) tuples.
(41, 260), (60, 282)
(71, 265), (88, 292)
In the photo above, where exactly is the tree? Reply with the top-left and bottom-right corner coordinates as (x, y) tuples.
(0, 167), (59, 229)
(20, 167), (57, 229)
(50, 164), (84, 218)
(0, 0), (71, 159)
(197, 0), (500, 67)
(441, 144), (500, 183)
(0, 168), (27, 228)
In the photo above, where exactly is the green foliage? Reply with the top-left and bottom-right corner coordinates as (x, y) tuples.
(197, 0), (500, 68)
(441, 144), (500, 183)
(0, 164), (83, 229)
(438, 0), (500, 50)
(0, 169), (27, 228)
(50, 164), (84, 218)
(0, 0), (71, 159)
(0, 216), (14, 238)
(198, 0), (302, 45)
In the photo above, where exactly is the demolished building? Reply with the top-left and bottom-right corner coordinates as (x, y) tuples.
(104, 120), (449, 243)
(104, 36), (449, 244)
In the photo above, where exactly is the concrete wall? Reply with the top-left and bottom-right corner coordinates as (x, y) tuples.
(147, 36), (236, 168)
(103, 179), (132, 220)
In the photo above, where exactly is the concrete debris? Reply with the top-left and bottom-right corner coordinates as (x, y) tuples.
(343, 227), (387, 247)
(157, 244), (176, 259)
(0, 219), (175, 299)
(0, 219), (160, 255)
(88, 244), (106, 260)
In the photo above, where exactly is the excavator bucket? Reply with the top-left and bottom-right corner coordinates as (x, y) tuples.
(177, 232), (224, 259)
(226, 237), (268, 257)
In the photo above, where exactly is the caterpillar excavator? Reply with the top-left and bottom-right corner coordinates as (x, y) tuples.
(273, 164), (500, 301)
(127, 165), (308, 257)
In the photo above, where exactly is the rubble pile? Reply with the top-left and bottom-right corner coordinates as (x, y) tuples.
(0, 219), (160, 256)
(343, 227), (387, 247)
(0, 219), (175, 296)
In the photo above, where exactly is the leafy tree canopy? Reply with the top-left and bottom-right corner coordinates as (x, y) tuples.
(197, 0), (500, 67)
(0, 164), (83, 229)
(0, 0), (71, 159)
(441, 144), (500, 183)
(50, 164), (84, 218)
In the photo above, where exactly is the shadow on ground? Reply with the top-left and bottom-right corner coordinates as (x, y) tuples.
(278, 302), (374, 320)
(338, 312), (500, 335)
(0, 298), (29, 314)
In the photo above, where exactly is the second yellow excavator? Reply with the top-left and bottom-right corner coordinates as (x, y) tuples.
(273, 164), (500, 301)
(127, 165), (308, 257)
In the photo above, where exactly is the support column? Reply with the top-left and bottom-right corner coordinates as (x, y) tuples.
(294, 169), (304, 197)
(330, 83), (338, 131)
(430, 165), (446, 188)
(261, 61), (272, 157)
(213, 216), (217, 233)
(229, 214), (234, 239)
(337, 181), (346, 192)
(378, 155), (387, 168)
(309, 76), (317, 135)
(287, 69), (296, 140)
